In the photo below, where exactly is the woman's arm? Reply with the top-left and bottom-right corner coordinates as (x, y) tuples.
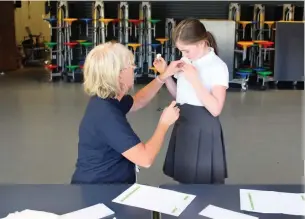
(123, 101), (179, 168)
(152, 57), (183, 100)
(123, 122), (169, 168)
(130, 77), (164, 112)
(130, 60), (183, 112)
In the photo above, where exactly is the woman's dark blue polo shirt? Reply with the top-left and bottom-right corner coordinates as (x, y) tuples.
(71, 95), (141, 184)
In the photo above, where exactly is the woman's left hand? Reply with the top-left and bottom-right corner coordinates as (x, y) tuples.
(180, 63), (200, 84)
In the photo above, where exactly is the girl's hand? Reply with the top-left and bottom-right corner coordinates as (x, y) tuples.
(153, 56), (167, 75)
(180, 63), (200, 84)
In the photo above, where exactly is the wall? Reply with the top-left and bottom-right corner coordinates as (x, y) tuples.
(14, 1), (50, 45)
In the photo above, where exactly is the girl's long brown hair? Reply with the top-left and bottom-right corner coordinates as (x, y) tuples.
(173, 18), (218, 56)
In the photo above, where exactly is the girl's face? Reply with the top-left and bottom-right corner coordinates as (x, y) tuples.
(176, 40), (207, 61)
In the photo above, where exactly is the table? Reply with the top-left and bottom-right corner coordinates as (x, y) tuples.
(0, 184), (152, 219)
(159, 184), (304, 219)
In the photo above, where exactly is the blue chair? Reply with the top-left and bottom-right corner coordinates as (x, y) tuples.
(43, 17), (57, 24)
(236, 70), (252, 91)
(151, 43), (161, 50)
(79, 18), (92, 23)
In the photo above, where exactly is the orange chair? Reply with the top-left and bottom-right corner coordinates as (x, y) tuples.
(238, 21), (252, 39)
(155, 38), (169, 54)
(128, 43), (141, 54)
(237, 41), (254, 61)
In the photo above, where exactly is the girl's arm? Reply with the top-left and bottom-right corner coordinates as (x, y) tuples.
(181, 63), (228, 117)
(161, 76), (177, 99)
(191, 82), (227, 117)
(130, 77), (165, 112)
(154, 57), (182, 100)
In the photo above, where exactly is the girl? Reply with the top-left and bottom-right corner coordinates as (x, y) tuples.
(154, 18), (229, 184)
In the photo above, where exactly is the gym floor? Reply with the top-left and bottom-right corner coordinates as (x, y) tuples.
(0, 67), (303, 185)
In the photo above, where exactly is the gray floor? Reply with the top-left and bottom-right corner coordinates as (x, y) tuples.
(0, 69), (303, 185)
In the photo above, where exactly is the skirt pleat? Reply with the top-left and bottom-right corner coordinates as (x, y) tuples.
(163, 104), (228, 184)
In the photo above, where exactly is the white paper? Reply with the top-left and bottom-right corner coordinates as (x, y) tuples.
(2, 209), (59, 219)
(240, 189), (305, 216)
(199, 205), (258, 219)
(59, 203), (114, 219)
(112, 183), (196, 217)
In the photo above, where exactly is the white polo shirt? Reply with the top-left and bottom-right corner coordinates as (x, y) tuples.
(174, 48), (229, 106)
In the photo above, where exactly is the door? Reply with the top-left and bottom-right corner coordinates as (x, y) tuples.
(0, 1), (18, 71)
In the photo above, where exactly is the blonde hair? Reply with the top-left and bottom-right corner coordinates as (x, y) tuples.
(83, 42), (134, 99)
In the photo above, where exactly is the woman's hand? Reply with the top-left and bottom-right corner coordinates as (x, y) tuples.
(159, 60), (184, 81)
(180, 63), (200, 84)
(159, 101), (180, 127)
(153, 56), (167, 75)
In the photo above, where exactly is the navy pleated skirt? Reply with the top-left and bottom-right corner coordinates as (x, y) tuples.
(163, 104), (228, 184)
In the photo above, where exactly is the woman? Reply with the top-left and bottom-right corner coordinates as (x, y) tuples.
(71, 42), (182, 184)
(154, 18), (229, 184)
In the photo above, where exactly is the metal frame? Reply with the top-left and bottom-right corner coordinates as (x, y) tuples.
(118, 2), (129, 45)
(165, 18), (176, 62)
(53, 0), (67, 81)
(228, 3), (240, 43)
(138, 2), (153, 78)
(228, 3), (240, 21)
(93, 0), (105, 46)
(252, 4), (265, 41)
(283, 4), (295, 21)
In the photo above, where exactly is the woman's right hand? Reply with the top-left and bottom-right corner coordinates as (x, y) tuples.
(159, 60), (184, 81)
(159, 101), (180, 127)
(153, 56), (167, 75)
